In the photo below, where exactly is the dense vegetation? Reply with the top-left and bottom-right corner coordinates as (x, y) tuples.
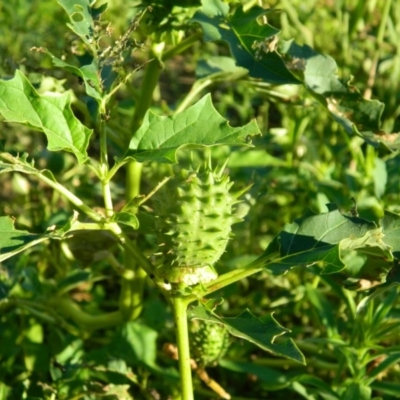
(1, 0), (400, 399)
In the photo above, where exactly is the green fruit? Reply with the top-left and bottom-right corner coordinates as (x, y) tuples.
(152, 165), (243, 287)
(189, 320), (230, 367)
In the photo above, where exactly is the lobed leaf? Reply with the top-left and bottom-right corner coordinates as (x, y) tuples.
(188, 305), (305, 364)
(0, 71), (91, 164)
(191, 1), (299, 84)
(259, 205), (396, 287)
(193, 0), (400, 150)
(126, 94), (260, 163)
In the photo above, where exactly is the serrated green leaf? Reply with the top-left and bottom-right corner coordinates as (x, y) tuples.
(126, 94), (260, 163)
(0, 71), (91, 164)
(0, 216), (46, 262)
(188, 305), (305, 364)
(192, 1), (299, 84)
(260, 206), (394, 277)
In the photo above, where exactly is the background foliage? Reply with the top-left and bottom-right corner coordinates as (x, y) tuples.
(1, 0), (400, 399)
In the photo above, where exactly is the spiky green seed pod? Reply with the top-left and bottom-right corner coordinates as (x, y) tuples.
(189, 320), (230, 367)
(152, 165), (243, 287)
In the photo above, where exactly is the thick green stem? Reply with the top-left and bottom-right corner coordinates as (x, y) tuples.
(171, 295), (194, 400)
(98, 115), (114, 217)
(121, 50), (162, 321)
(55, 297), (123, 330)
(126, 160), (143, 204)
(130, 54), (162, 132)
(119, 265), (147, 321)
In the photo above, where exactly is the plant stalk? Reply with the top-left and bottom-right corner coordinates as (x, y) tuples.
(171, 295), (194, 400)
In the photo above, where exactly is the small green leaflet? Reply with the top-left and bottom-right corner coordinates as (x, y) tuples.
(188, 304), (305, 364)
(43, 49), (103, 101)
(126, 94), (260, 163)
(0, 71), (91, 164)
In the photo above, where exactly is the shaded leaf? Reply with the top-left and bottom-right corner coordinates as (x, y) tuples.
(111, 321), (178, 380)
(219, 359), (291, 390)
(44, 49), (102, 100)
(196, 56), (248, 80)
(0, 71), (91, 163)
(126, 94), (259, 163)
(188, 305), (305, 364)
(192, 1), (299, 84)
(260, 206), (391, 276)
(57, 270), (91, 293)
(380, 211), (400, 257)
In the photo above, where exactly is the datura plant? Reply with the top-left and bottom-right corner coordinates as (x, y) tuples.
(1, 0), (400, 399)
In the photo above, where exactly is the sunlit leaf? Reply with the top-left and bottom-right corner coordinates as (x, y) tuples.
(126, 94), (260, 163)
(0, 71), (91, 163)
